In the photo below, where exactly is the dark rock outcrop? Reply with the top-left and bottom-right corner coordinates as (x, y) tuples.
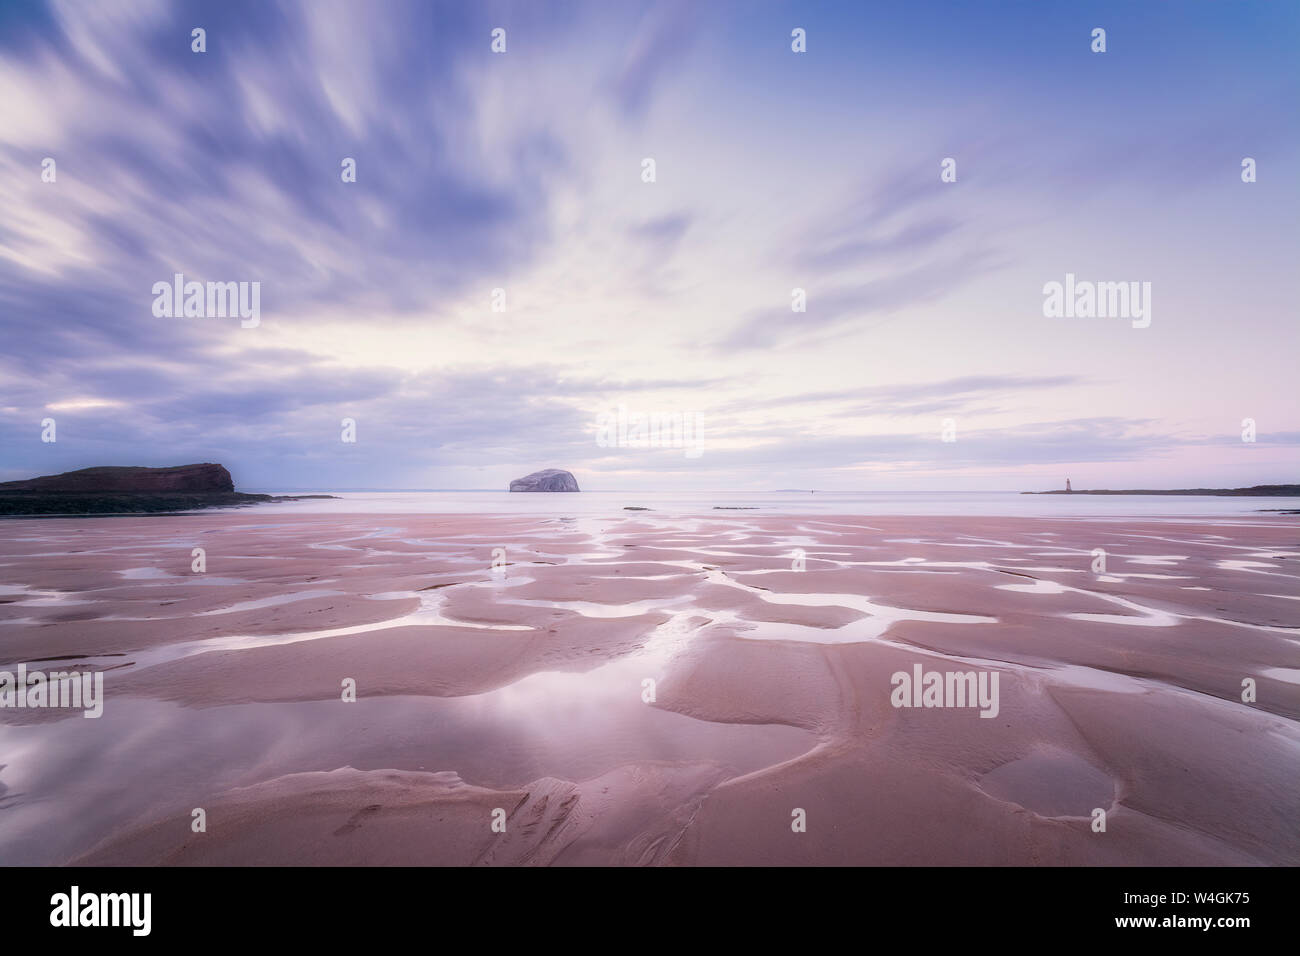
(0, 463), (336, 515)
(508, 469), (579, 492)
(0, 463), (235, 494)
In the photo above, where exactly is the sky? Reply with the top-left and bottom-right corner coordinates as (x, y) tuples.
(1, 0), (1297, 492)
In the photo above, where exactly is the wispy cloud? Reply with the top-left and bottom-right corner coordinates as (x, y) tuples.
(0, 0), (1295, 490)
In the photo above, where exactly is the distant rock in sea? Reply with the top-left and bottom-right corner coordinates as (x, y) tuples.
(0, 463), (336, 515)
(508, 469), (579, 492)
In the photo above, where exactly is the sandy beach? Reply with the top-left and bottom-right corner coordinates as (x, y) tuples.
(1, 511), (1297, 866)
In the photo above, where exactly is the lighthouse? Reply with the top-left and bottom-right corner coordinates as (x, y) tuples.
(1066, 478), (1072, 493)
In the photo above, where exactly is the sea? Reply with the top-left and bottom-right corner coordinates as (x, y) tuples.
(249, 490), (1300, 518)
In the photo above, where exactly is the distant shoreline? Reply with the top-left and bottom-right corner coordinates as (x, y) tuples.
(1025, 484), (1299, 497)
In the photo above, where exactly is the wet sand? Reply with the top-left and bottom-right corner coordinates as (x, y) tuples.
(0, 512), (1297, 865)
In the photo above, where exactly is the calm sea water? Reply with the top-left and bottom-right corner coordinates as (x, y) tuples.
(251, 490), (1300, 518)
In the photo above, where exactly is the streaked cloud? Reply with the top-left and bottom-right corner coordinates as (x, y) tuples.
(0, 0), (1295, 490)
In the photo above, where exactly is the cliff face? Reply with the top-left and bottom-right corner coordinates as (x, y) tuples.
(508, 469), (580, 492)
(0, 463), (287, 514)
(0, 463), (338, 515)
(0, 463), (235, 494)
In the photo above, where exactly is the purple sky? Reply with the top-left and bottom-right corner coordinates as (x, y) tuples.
(1, 0), (1296, 491)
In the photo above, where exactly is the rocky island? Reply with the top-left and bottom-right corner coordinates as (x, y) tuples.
(0, 463), (335, 515)
(508, 469), (579, 492)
